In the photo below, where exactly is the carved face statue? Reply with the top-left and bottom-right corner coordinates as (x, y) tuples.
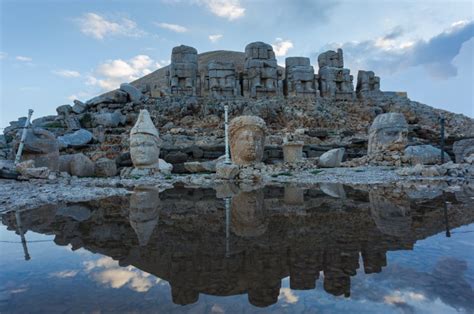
(229, 116), (266, 166)
(368, 113), (408, 155)
(231, 189), (267, 237)
(130, 134), (160, 168)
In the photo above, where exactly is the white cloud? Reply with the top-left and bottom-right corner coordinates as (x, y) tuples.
(50, 270), (79, 278)
(87, 54), (161, 91)
(279, 288), (299, 304)
(198, 0), (245, 20)
(16, 56), (32, 62)
(155, 22), (188, 33)
(209, 34), (223, 42)
(52, 69), (81, 78)
(272, 38), (294, 56)
(76, 13), (145, 40)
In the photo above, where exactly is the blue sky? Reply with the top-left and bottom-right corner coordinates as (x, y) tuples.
(1, 0), (473, 128)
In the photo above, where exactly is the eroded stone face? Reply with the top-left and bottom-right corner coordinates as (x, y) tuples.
(231, 188), (267, 237)
(229, 116), (266, 166)
(130, 110), (161, 169)
(368, 113), (408, 155)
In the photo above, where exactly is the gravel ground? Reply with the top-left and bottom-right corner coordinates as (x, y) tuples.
(0, 166), (469, 213)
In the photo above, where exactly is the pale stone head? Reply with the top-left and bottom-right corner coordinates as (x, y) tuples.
(368, 113), (408, 155)
(231, 189), (267, 237)
(130, 110), (161, 168)
(229, 116), (266, 166)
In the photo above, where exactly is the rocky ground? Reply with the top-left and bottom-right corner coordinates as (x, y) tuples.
(1, 166), (472, 213)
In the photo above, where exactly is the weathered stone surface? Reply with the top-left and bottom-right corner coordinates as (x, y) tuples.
(94, 158), (117, 177)
(56, 104), (72, 116)
(206, 61), (239, 98)
(164, 151), (188, 164)
(59, 153), (95, 177)
(120, 83), (143, 103)
(318, 48), (344, 68)
(184, 160), (217, 173)
(216, 163), (239, 180)
(282, 141), (304, 163)
(229, 116), (266, 166)
(243, 42), (282, 98)
(72, 100), (87, 114)
(58, 129), (93, 148)
(158, 159), (173, 174)
(319, 148), (345, 168)
(92, 111), (125, 127)
(86, 90), (128, 106)
(129, 186), (160, 246)
(356, 70), (380, 97)
(168, 45), (199, 96)
(16, 128), (59, 171)
(130, 110), (161, 169)
(453, 139), (474, 163)
(368, 113), (408, 155)
(285, 57), (317, 97)
(56, 205), (92, 222)
(404, 145), (451, 165)
(231, 189), (266, 237)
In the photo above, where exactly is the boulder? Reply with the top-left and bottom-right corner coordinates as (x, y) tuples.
(0, 160), (18, 179)
(16, 160), (50, 179)
(86, 90), (128, 106)
(319, 148), (345, 168)
(92, 111), (125, 127)
(216, 163), (239, 180)
(404, 145), (451, 165)
(56, 104), (72, 116)
(72, 100), (87, 114)
(58, 129), (93, 148)
(120, 83), (143, 103)
(94, 158), (117, 177)
(158, 159), (173, 175)
(453, 139), (474, 163)
(184, 160), (217, 173)
(59, 153), (95, 177)
(164, 151), (188, 164)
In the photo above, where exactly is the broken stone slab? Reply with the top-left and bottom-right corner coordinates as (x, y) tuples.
(319, 148), (345, 168)
(184, 160), (217, 173)
(72, 100), (87, 114)
(94, 158), (117, 177)
(0, 160), (19, 179)
(59, 153), (95, 177)
(404, 145), (451, 165)
(120, 83), (143, 103)
(216, 163), (239, 180)
(92, 111), (126, 127)
(16, 160), (50, 179)
(58, 129), (93, 148)
(453, 138), (474, 163)
(85, 90), (128, 106)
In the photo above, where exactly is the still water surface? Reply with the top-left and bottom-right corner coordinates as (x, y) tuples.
(1, 184), (473, 313)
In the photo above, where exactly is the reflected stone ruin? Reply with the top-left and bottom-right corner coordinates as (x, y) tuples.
(130, 110), (161, 169)
(129, 186), (161, 246)
(167, 45), (199, 96)
(368, 113), (408, 156)
(242, 42), (282, 98)
(229, 115), (266, 166)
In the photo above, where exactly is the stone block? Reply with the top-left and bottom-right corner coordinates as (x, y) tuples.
(94, 158), (117, 177)
(319, 148), (345, 168)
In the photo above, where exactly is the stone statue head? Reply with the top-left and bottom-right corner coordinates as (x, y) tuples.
(368, 113), (408, 155)
(231, 189), (267, 237)
(129, 186), (160, 246)
(229, 116), (266, 166)
(130, 110), (161, 168)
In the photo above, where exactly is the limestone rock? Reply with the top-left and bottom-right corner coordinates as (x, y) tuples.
(94, 158), (117, 177)
(319, 148), (345, 168)
(229, 116), (266, 166)
(16, 128), (59, 171)
(285, 57), (317, 97)
(58, 129), (93, 148)
(56, 104), (72, 116)
(216, 163), (239, 180)
(368, 113), (408, 155)
(453, 139), (474, 163)
(16, 160), (50, 179)
(86, 90), (128, 106)
(184, 160), (216, 173)
(404, 145), (451, 165)
(158, 158), (173, 175)
(120, 83), (143, 103)
(59, 153), (95, 177)
(72, 100), (87, 114)
(92, 111), (125, 127)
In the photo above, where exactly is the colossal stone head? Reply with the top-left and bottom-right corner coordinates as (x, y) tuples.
(129, 186), (160, 246)
(231, 188), (267, 237)
(229, 116), (266, 166)
(130, 110), (161, 169)
(368, 113), (408, 155)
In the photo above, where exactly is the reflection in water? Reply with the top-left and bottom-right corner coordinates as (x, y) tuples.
(1, 183), (474, 310)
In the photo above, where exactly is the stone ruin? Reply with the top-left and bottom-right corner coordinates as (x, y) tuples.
(205, 61), (240, 98)
(167, 45), (200, 96)
(356, 70), (381, 98)
(318, 48), (355, 100)
(285, 57), (318, 97)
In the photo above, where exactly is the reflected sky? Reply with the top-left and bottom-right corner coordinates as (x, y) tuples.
(1, 184), (473, 313)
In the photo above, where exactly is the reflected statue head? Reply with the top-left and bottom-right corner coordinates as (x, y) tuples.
(231, 188), (267, 237)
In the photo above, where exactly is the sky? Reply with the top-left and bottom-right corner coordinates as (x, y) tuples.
(0, 0), (473, 128)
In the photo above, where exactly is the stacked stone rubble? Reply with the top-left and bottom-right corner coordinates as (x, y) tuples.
(285, 57), (318, 97)
(317, 48), (355, 100)
(205, 61), (240, 98)
(356, 70), (381, 97)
